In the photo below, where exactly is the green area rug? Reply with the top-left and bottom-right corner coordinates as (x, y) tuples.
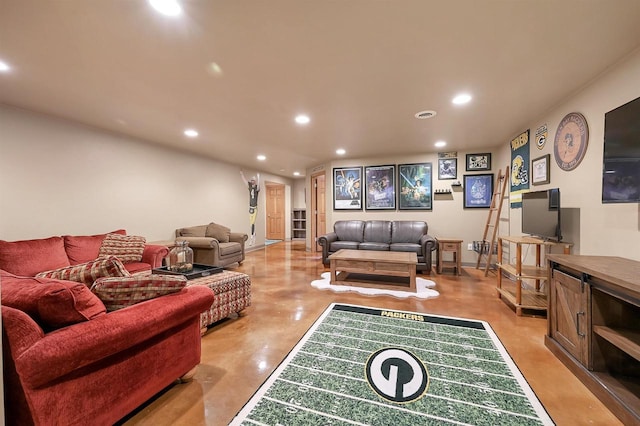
(230, 303), (554, 425)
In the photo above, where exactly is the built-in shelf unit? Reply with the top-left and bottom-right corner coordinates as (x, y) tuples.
(292, 209), (306, 240)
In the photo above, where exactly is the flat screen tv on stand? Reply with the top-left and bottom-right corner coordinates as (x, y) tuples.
(521, 188), (562, 242)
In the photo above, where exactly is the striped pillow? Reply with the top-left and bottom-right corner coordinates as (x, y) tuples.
(90, 274), (187, 311)
(35, 256), (130, 285)
(98, 233), (146, 263)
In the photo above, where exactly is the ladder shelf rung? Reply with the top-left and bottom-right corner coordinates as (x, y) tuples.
(476, 165), (509, 276)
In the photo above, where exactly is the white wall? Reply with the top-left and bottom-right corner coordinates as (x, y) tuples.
(0, 106), (294, 423)
(505, 48), (640, 260)
(0, 105), (293, 247)
(292, 179), (306, 209)
(313, 48), (640, 263)
(319, 151), (502, 264)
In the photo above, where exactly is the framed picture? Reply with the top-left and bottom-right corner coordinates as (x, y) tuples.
(466, 153), (491, 171)
(463, 173), (494, 208)
(438, 158), (457, 180)
(531, 154), (550, 185)
(365, 165), (396, 210)
(398, 163), (433, 210)
(333, 167), (362, 210)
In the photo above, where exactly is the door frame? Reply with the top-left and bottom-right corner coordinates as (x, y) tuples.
(311, 171), (326, 252)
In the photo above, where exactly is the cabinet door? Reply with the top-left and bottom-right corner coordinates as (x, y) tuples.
(549, 269), (589, 365)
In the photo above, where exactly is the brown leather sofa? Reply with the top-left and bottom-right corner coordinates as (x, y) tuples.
(175, 223), (247, 268)
(318, 220), (437, 274)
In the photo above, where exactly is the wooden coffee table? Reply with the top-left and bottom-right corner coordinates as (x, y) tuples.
(328, 249), (417, 292)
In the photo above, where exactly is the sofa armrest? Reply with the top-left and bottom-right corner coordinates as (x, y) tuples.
(420, 234), (438, 252)
(229, 232), (248, 244)
(318, 232), (338, 264)
(176, 236), (219, 249)
(141, 244), (170, 268)
(13, 286), (215, 388)
(318, 232), (337, 247)
(2, 306), (45, 359)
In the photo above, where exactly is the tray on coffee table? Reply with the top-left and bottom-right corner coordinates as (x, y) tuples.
(152, 264), (223, 280)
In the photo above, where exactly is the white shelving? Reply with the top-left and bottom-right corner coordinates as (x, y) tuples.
(292, 209), (306, 240)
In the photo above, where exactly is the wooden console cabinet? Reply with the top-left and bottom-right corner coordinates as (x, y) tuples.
(546, 254), (640, 425)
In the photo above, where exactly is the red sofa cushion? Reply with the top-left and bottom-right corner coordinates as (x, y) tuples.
(63, 229), (126, 265)
(123, 262), (153, 274)
(0, 236), (70, 276)
(35, 256), (130, 285)
(1, 270), (107, 329)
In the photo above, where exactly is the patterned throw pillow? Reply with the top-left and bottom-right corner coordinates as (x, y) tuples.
(98, 233), (146, 263)
(206, 223), (231, 243)
(35, 256), (130, 285)
(90, 274), (187, 311)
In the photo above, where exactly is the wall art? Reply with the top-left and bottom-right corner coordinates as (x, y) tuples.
(365, 165), (396, 210)
(333, 167), (362, 210)
(398, 163), (433, 210)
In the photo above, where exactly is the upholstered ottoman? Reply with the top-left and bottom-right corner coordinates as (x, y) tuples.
(185, 270), (251, 329)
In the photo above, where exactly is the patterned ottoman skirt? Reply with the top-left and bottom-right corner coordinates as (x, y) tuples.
(185, 270), (251, 329)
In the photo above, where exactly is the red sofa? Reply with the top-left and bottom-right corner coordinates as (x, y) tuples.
(0, 231), (216, 425)
(0, 229), (168, 277)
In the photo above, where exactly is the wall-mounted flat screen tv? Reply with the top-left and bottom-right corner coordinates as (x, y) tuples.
(522, 188), (562, 241)
(602, 96), (640, 203)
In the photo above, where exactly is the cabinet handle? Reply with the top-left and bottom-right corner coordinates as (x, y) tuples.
(576, 311), (586, 337)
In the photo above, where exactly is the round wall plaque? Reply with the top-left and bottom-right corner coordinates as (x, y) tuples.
(553, 112), (589, 171)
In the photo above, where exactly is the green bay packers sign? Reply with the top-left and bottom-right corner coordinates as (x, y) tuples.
(535, 124), (548, 149)
(365, 347), (429, 403)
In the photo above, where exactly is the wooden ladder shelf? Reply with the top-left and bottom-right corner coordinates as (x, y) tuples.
(476, 166), (509, 276)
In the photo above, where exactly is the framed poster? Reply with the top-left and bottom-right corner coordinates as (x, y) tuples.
(365, 165), (396, 210)
(333, 167), (362, 210)
(465, 153), (491, 171)
(438, 158), (457, 180)
(398, 163), (432, 210)
(463, 173), (494, 208)
(531, 154), (550, 185)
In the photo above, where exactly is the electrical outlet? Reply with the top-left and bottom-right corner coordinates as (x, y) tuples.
(467, 243), (473, 250)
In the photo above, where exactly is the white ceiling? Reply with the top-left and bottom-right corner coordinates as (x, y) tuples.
(2, 0), (640, 178)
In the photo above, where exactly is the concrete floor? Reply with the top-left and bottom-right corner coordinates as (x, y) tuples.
(122, 241), (621, 426)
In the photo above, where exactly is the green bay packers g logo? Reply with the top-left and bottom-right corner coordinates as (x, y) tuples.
(365, 348), (428, 403)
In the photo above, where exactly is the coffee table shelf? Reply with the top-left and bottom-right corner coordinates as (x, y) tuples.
(328, 249), (417, 292)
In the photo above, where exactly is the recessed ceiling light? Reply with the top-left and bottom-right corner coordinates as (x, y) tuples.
(148, 0), (182, 16)
(435, 141), (447, 148)
(0, 61), (10, 72)
(295, 114), (310, 125)
(207, 62), (224, 77)
(414, 110), (437, 119)
(293, 172), (300, 176)
(184, 129), (198, 138)
(336, 148), (346, 155)
(257, 154), (266, 161)
(452, 93), (472, 105)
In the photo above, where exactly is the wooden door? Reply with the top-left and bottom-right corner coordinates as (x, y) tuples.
(265, 183), (285, 240)
(549, 268), (589, 365)
(311, 172), (326, 252)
